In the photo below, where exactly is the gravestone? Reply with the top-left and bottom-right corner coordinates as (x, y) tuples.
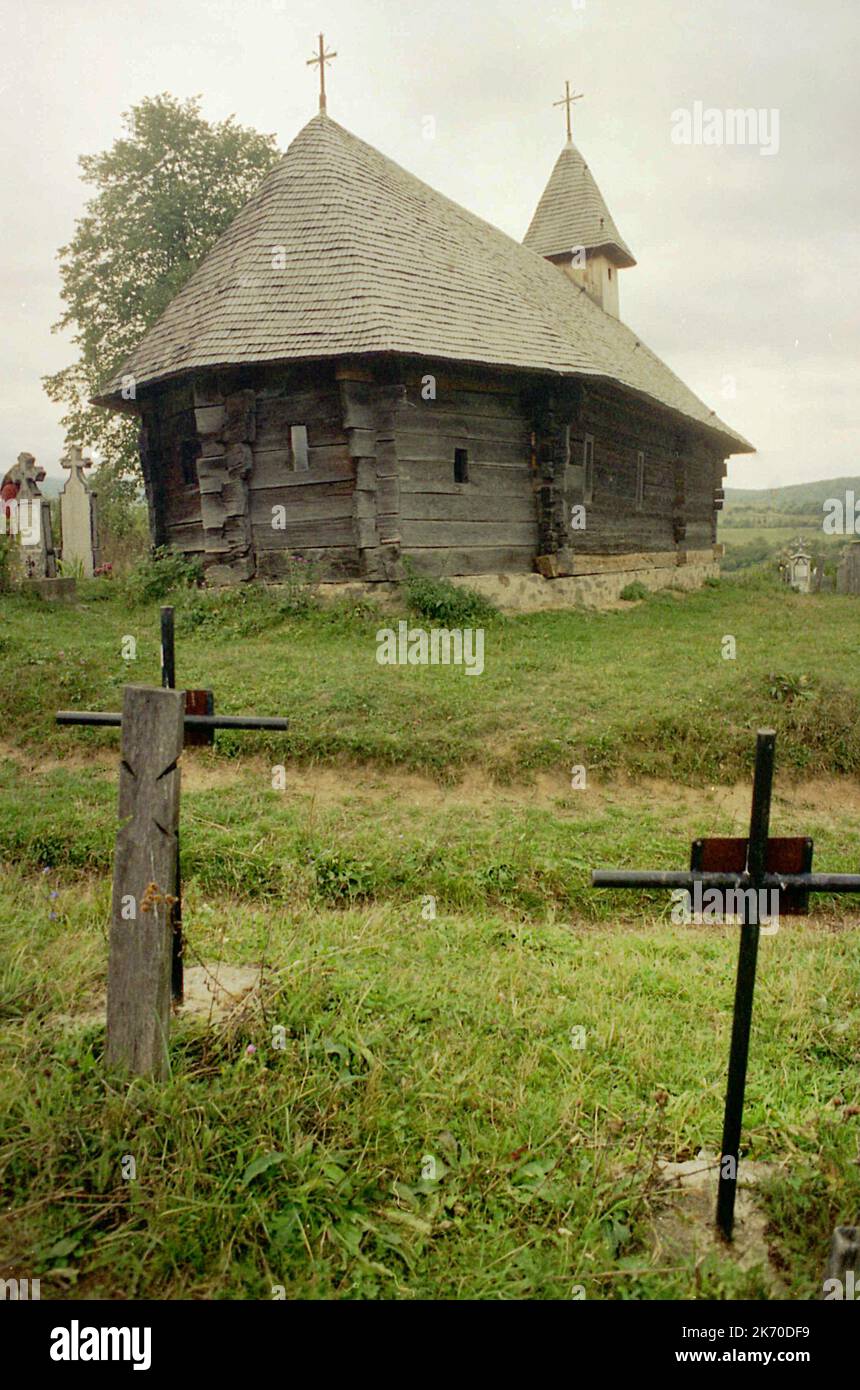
(59, 445), (100, 577)
(4, 452), (57, 578)
(836, 542), (860, 596)
(785, 539), (811, 594)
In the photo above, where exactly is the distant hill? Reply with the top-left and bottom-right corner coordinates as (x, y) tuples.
(719, 475), (859, 571)
(725, 477), (860, 516)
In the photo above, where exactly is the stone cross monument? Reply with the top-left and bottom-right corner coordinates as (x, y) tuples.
(785, 538), (812, 594)
(60, 445), (100, 577)
(8, 452), (57, 578)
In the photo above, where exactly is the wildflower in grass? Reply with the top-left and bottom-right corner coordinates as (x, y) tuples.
(246, 1044), (257, 1056)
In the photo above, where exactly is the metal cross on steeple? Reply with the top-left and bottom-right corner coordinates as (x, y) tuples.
(307, 32), (337, 112)
(553, 79), (584, 142)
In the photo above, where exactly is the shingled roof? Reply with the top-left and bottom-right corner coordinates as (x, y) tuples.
(523, 139), (636, 266)
(95, 113), (752, 453)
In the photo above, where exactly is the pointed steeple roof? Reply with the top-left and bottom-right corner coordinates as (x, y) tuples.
(94, 113), (749, 453)
(523, 139), (635, 267)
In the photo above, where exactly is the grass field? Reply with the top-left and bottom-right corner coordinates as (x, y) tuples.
(1, 568), (859, 1300)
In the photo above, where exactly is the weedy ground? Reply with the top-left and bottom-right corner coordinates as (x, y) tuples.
(0, 568), (858, 1299)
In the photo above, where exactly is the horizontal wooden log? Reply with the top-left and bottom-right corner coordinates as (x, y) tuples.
(255, 396), (346, 451)
(249, 449), (354, 489)
(161, 492), (201, 524)
(400, 492), (536, 523)
(251, 516), (355, 548)
(396, 435), (529, 466)
(402, 546), (535, 576)
(395, 416), (529, 446)
(400, 520), (537, 548)
(398, 385), (525, 419)
(256, 546), (361, 580)
(250, 491), (354, 528)
(165, 521), (205, 550)
(400, 462), (534, 494)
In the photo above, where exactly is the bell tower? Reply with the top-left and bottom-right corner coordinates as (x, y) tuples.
(523, 83), (635, 319)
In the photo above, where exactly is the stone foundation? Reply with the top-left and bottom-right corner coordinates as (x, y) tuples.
(312, 549), (721, 613)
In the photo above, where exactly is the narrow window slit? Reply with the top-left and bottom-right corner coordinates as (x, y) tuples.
(291, 425), (309, 471)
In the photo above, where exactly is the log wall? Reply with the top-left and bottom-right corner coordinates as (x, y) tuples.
(393, 370), (537, 577)
(142, 358), (729, 583)
(530, 378), (727, 574)
(140, 381), (204, 557)
(248, 363), (359, 581)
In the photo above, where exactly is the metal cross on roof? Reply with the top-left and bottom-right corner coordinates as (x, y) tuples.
(553, 79), (584, 143)
(307, 32), (337, 112)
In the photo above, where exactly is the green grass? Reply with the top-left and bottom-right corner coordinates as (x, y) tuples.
(3, 569), (860, 783)
(3, 859), (858, 1300)
(1, 570), (859, 1300)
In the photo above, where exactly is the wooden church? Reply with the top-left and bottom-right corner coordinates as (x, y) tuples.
(95, 60), (753, 590)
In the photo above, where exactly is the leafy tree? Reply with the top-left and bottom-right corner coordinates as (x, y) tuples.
(44, 93), (280, 532)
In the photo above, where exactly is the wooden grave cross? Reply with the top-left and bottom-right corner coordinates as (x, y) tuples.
(592, 730), (860, 1241)
(56, 610), (289, 1079)
(105, 685), (183, 1081)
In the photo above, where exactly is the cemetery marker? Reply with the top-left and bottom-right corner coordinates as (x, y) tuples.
(56, 611), (288, 1068)
(592, 729), (860, 1240)
(105, 685), (183, 1080)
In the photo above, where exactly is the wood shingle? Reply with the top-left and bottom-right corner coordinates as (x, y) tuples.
(95, 113), (752, 454)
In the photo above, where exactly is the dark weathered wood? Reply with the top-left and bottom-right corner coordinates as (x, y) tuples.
(396, 432), (529, 462)
(400, 519), (536, 548)
(253, 516), (355, 549)
(824, 1227), (859, 1296)
(256, 546), (363, 579)
(401, 491), (535, 523)
(400, 461), (531, 493)
(105, 685), (184, 1081)
(249, 449), (354, 489)
(142, 360), (731, 584)
(403, 545), (534, 576)
(250, 489), (354, 525)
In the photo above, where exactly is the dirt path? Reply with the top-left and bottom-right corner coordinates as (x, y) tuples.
(3, 739), (860, 829)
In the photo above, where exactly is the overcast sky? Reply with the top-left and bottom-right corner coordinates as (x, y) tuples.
(1, 0), (858, 488)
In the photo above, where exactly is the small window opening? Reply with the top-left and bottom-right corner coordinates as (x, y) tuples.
(290, 424), (309, 471)
(179, 438), (201, 488)
(454, 447), (469, 484)
(635, 451), (645, 510)
(583, 435), (594, 504)
(608, 266), (613, 281)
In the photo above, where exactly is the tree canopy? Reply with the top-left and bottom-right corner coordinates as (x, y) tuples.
(44, 93), (280, 532)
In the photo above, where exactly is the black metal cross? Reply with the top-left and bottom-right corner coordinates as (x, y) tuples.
(56, 606), (290, 741)
(592, 730), (860, 1240)
(55, 606), (289, 1003)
